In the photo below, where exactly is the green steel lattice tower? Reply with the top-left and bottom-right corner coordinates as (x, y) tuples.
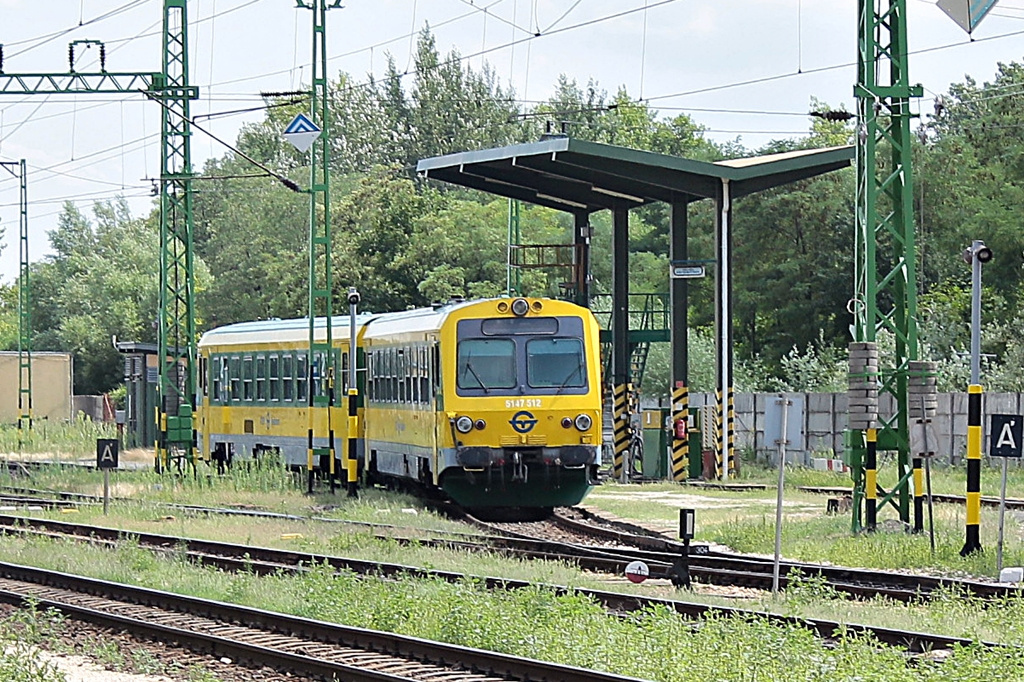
(0, 2), (199, 466)
(157, 0), (199, 470)
(297, 0), (343, 493)
(16, 159), (30, 440)
(849, 0), (922, 530)
(0, 160), (32, 443)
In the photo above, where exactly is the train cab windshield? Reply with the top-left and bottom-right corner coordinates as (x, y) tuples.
(456, 316), (588, 396)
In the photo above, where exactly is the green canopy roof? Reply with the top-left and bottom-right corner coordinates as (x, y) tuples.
(417, 137), (854, 213)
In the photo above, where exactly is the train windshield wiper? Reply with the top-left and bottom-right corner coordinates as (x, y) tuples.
(464, 357), (490, 393)
(555, 363), (583, 394)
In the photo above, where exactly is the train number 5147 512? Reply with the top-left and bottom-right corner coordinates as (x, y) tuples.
(505, 399), (542, 408)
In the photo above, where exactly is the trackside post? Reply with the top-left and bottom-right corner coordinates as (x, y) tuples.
(346, 287), (360, 498)
(673, 508), (695, 588)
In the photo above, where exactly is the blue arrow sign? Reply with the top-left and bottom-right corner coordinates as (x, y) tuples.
(282, 113), (322, 152)
(284, 113), (320, 135)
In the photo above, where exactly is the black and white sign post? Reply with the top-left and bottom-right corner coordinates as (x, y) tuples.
(989, 414), (1023, 573)
(96, 439), (119, 515)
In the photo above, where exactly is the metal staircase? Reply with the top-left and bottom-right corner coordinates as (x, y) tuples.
(590, 292), (669, 389)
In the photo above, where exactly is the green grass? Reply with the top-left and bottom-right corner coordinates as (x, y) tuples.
(1, 533), (1024, 681)
(0, 417), (117, 459)
(584, 478), (1024, 579)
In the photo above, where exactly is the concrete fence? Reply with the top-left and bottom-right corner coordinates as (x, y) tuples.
(675, 391), (1024, 466)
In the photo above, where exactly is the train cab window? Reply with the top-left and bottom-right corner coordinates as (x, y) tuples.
(283, 356), (294, 401)
(229, 357), (241, 402)
(457, 339), (516, 390)
(269, 356), (280, 401)
(256, 357), (267, 401)
(243, 357), (254, 401)
(296, 354), (308, 402)
(527, 338), (586, 389)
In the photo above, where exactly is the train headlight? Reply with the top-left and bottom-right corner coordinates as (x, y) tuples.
(511, 298), (530, 316)
(455, 416), (474, 433)
(574, 414), (593, 432)
(561, 417), (573, 429)
(474, 419), (487, 430)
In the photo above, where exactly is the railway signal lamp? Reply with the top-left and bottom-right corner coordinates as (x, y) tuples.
(679, 508), (696, 540)
(962, 242), (992, 264)
(962, 241), (991, 556)
(673, 508), (696, 589)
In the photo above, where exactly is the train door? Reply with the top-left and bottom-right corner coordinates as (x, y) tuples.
(430, 339), (441, 486)
(199, 354), (209, 457)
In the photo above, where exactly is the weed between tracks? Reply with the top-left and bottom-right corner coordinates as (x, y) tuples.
(4, 458), (1024, 678)
(0, 533), (1021, 680)
(586, 477), (1024, 576)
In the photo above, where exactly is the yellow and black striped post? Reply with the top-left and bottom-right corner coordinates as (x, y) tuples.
(714, 389), (724, 479)
(913, 457), (924, 533)
(613, 383), (629, 482)
(865, 427), (877, 531)
(726, 387), (735, 478)
(346, 387), (359, 497)
(961, 384), (983, 556)
(671, 383), (689, 482)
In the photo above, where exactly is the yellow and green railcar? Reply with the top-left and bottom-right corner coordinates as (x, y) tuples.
(196, 297), (603, 512)
(196, 315), (370, 469)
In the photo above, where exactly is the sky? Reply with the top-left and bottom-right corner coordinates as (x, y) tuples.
(0, 0), (1023, 283)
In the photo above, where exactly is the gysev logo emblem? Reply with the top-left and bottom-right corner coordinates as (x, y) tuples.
(509, 410), (538, 434)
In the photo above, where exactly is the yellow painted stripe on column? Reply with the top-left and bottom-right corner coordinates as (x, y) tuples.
(967, 425), (981, 458)
(612, 383), (628, 479)
(727, 387), (735, 477)
(671, 385), (689, 481)
(865, 428), (877, 500)
(714, 390), (722, 476)
(913, 466), (923, 494)
(967, 492), (981, 525)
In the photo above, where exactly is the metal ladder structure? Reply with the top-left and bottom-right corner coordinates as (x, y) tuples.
(592, 293), (670, 391)
(0, 160), (31, 445)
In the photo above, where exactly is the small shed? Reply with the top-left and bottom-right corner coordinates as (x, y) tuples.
(115, 342), (159, 449)
(0, 351), (73, 423)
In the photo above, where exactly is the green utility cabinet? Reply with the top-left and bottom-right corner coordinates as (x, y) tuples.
(116, 342), (159, 450)
(640, 409), (669, 479)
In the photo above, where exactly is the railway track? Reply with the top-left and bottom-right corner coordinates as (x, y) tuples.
(1, 485), (1020, 604)
(0, 513), (1006, 654)
(0, 560), (645, 682)
(459, 507), (1022, 603)
(799, 485), (1024, 511)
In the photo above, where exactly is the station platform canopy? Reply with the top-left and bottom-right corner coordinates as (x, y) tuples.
(416, 135), (854, 483)
(416, 136), (853, 213)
